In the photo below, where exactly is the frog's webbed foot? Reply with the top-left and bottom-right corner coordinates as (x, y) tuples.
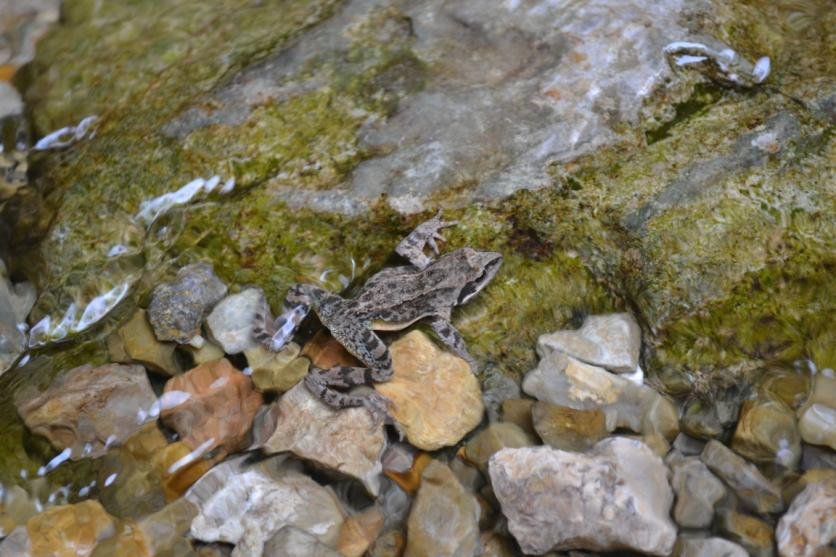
(396, 210), (458, 269)
(427, 316), (478, 373)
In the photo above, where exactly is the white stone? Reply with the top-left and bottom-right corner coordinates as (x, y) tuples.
(260, 382), (385, 496)
(489, 438), (676, 555)
(206, 287), (265, 354)
(186, 455), (345, 557)
(537, 313), (641, 372)
(776, 478), (836, 557)
(797, 375), (836, 450)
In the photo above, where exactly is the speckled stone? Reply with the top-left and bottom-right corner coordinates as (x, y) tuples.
(490, 439), (676, 556)
(148, 263), (227, 344)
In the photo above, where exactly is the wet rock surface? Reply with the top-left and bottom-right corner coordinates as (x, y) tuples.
(675, 537), (748, 557)
(186, 455), (345, 556)
(15, 363), (156, 459)
(531, 401), (609, 451)
(108, 309), (181, 376)
(490, 439), (677, 555)
(523, 351), (679, 440)
(700, 440), (784, 516)
(797, 374), (836, 450)
(246, 343), (309, 393)
(717, 510), (775, 557)
(537, 313), (641, 373)
(206, 288), (264, 354)
(731, 397), (801, 469)
(668, 454), (727, 529)
(0, 261), (35, 374)
(376, 331), (484, 451)
(161, 358), (263, 458)
(405, 460), (480, 557)
(259, 381), (386, 496)
(148, 263), (227, 344)
(776, 478), (836, 557)
(463, 422), (537, 475)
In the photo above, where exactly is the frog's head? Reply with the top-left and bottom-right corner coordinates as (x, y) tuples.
(456, 248), (503, 305)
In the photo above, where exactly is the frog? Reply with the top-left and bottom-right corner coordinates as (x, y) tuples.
(253, 212), (502, 421)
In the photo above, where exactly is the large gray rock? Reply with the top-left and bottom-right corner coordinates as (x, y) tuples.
(186, 455), (345, 557)
(537, 313), (641, 373)
(489, 438), (676, 555)
(776, 478), (836, 557)
(700, 440), (783, 516)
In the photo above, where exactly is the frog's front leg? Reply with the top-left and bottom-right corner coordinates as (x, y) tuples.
(253, 284), (312, 352)
(304, 320), (394, 424)
(395, 210), (458, 269)
(427, 316), (478, 372)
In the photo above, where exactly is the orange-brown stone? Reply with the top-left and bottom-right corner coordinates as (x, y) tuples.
(161, 358), (263, 457)
(302, 329), (361, 368)
(26, 500), (117, 557)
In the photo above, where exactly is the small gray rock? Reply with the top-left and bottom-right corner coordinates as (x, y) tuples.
(700, 440), (783, 516)
(669, 456), (726, 528)
(206, 287), (264, 354)
(148, 262), (227, 343)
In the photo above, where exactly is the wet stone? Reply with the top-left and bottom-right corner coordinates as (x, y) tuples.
(537, 313), (641, 373)
(522, 351), (679, 440)
(0, 261), (35, 375)
(263, 526), (341, 557)
(668, 455), (727, 529)
(383, 449), (431, 495)
(26, 500), (118, 557)
(245, 342), (309, 393)
(15, 362), (156, 459)
(700, 440), (784, 516)
(336, 506), (384, 557)
(532, 401), (608, 451)
(108, 309), (181, 376)
(783, 468), (836, 503)
(481, 365), (521, 423)
(776, 477), (836, 557)
(674, 537), (748, 557)
(186, 455), (345, 556)
(183, 340), (226, 366)
(404, 460), (480, 557)
(717, 510), (775, 557)
(489, 439), (676, 556)
(161, 358), (263, 458)
(500, 398), (535, 435)
(376, 330), (484, 451)
(681, 392), (742, 440)
(463, 422), (537, 475)
(137, 498), (198, 557)
(260, 381), (386, 496)
(797, 374), (836, 450)
(206, 287), (263, 354)
(672, 433), (707, 456)
(731, 397), (801, 469)
(148, 263), (227, 344)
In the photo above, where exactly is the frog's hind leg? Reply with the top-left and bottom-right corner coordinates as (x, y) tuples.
(304, 322), (394, 423)
(395, 211), (458, 269)
(427, 316), (478, 372)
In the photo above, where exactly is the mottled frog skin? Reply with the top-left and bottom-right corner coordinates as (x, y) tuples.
(253, 212), (502, 420)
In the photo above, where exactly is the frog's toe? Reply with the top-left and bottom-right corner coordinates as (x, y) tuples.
(362, 391), (392, 429)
